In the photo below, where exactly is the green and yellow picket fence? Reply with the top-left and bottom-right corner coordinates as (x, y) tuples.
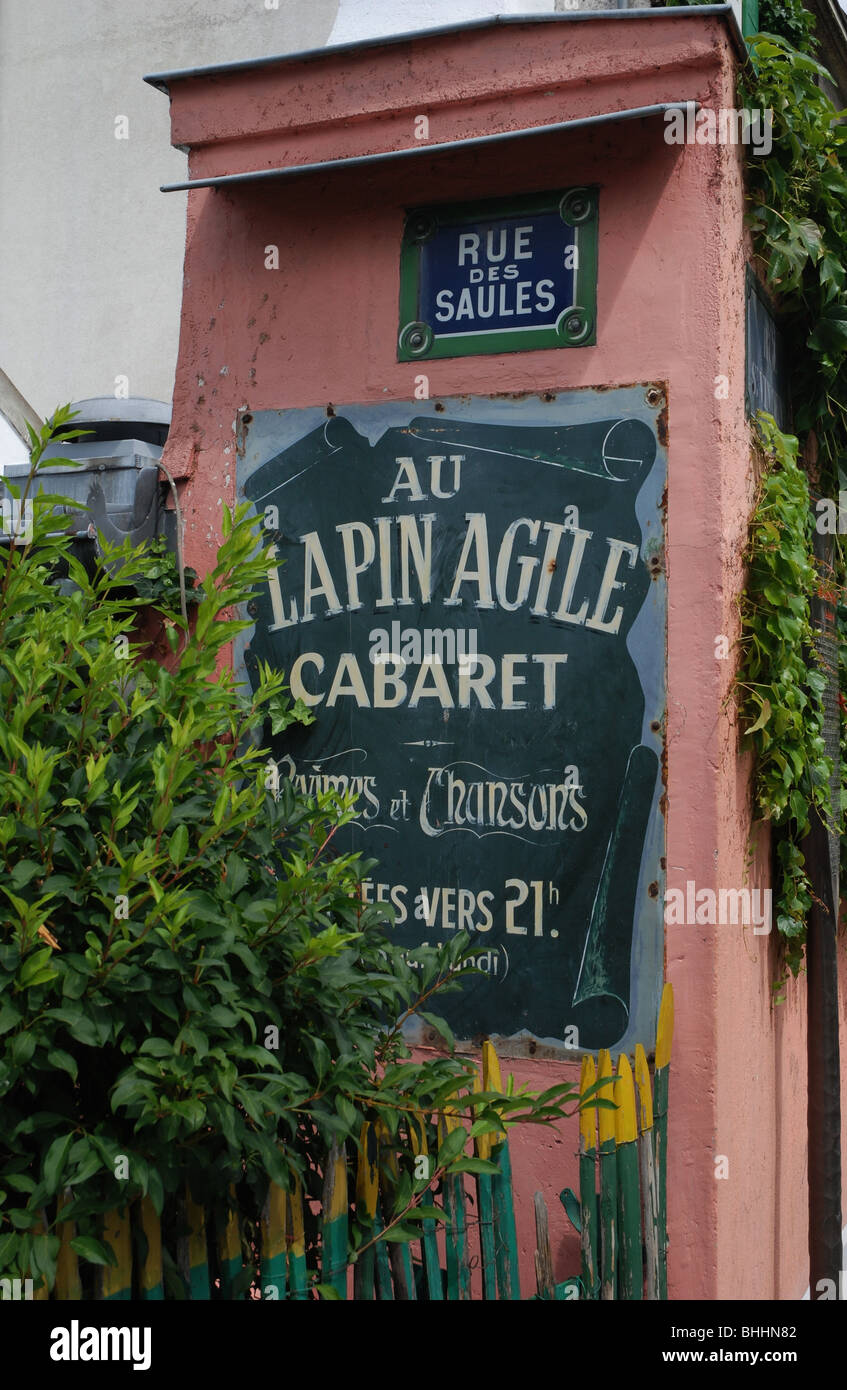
(548, 981), (675, 1300)
(24, 1039), (522, 1301)
(15, 988), (673, 1301)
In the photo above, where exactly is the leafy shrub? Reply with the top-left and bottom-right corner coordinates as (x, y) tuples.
(0, 409), (580, 1294)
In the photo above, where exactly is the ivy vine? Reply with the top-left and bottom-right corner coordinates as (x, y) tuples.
(757, 0), (817, 55)
(734, 17), (847, 973)
(737, 416), (830, 975)
(741, 33), (847, 468)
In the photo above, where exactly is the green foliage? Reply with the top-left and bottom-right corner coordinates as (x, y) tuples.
(671, 0), (817, 51)
(128, 535), (197, 613)
(0, 408), (584, 1294)
(741, 34), (847, 475)
(735, 23), (847, 971)
(757, 0), (818, 52)
(736, 416), (834, 973)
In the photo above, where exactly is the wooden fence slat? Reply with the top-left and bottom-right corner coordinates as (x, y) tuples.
(321, 1139), (348, 1299)
(596, 1049), (618, 1300)
(578, 1055), (600, 1300)
(287, 1176), (308, 1300)
(653, 983), (674, 1300)
(409, 1112), (442, 1301)
(99, 1206), (132, 1300)
(439, 1104), (472, 1301)
(179, 1190), (210, 1301)
(378, 1123), (417, 1300)
(138, 1195), (163, 1300)
(260, 1182), (288, 1302)
(615, 1054), (643, 1299)
(534, 1192), (555, 1299)
(482, 1041), (520, 1301)
(55, 1191), (82, 1300)
(473, 1072), (497, 1301)
(218, 1187), (242, 1299)
(354, 1123), (378, 1301)
(373, 1202), (394, 1300)
(634, 1043), (660, 1300)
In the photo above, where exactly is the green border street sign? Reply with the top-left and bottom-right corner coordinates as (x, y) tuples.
(398, 188), (598, 362)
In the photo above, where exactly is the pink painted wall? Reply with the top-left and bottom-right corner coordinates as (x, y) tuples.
(156, 13), (847, 1298)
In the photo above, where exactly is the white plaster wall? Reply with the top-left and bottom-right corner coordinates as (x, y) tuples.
(328, 0), (556, 45)
(0, 0), (340, 418)
(328, 0), (656, 42)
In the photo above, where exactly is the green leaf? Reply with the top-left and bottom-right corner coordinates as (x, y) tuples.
(19, 947), (58, 990)
(419, 1011), (455, 1051)
(224, 852), (249, 894)
(69, 1145), (104, 1187)
(168, 823), (189, 867)
(334, 1095), (358, 1133)
(447, 1157), (500, 1176)
(30, 1233), (61, 1286)
(377, 1225), (420, 1243)
(8, 1208), (38, 1229)
(42, 1134), (74, 1195)
(808, 305), (847, 353)
(5, 1174), (36, 1194)
(436, 1127), (467, 1169)
(745, 698), (772, 735)
(559, 1186), (582, 1233)
(10, 860), (43, 890)
(0, 1002), (22, 1034)
(404, 1205), (447, 1222)
(0, 1232), (19, 1267)
(10, 1030), (36, 1065)
(70, 1235), (118, 1267)
(305, 1034), (330, 1082)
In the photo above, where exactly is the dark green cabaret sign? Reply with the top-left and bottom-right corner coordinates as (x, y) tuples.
(236, 390), (665, 1054)
(398, 189), (598, 362)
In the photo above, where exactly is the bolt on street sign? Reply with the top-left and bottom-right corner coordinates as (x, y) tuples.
(398, 189), (598, 362)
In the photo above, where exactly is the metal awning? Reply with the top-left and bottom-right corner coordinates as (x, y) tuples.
(158, 101), (700, 193)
